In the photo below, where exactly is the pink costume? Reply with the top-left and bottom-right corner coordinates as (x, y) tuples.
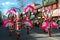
(51, 21), (58, 29)
(2, 19), (14, 28)
(41, 21), (58, 30)
(41, 21), (49, 30)
(24, 16), (34, 30)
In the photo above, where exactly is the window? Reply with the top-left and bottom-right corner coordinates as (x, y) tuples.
(53, 4), (57, 9)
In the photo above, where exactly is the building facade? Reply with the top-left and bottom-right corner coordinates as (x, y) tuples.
(58, 0), (60, 8)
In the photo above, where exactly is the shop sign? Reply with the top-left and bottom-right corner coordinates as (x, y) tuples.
(52, 9), (60, 16)
(53, 9), (60, 14)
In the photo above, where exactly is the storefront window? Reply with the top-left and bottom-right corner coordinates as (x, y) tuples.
(53, 4), (57, 9)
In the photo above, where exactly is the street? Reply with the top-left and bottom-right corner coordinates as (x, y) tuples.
(0, 0), (60, 40)
(0, 25), (60, 40)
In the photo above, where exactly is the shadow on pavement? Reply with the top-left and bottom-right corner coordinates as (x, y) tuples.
(30, 27), (47, 34)
(31, 26), (60, 34)
(51, 29), (60, 34)
(0, 25), (37, 40)
(1, 25), (60, 40)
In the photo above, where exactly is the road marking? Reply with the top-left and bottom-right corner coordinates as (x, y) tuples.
(30, 34), (48, 37)
(49, 37), (58, 40)
(30, 34), (58, 40)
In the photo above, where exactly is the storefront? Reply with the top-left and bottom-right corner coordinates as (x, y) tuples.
(52, 9), (60, 17)
(51, 9), (60, 23)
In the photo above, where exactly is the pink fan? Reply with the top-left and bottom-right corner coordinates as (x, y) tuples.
(6, 8), (16, 16)
(51, 21), (58, 29)
(3, 20), (14, 28)
(24, 20), (34, 30)
(41, 21), (49, 30)
(24, 5), (34, 13)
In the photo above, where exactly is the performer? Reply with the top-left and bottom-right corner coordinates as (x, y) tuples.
(25, 16), (30, 34)
(15, 14), (23, 40)
(38, 17), (42, 27)
(24, 7), (34, 34)
(41, 18), (52, 37)
(24, 15), (34, 34)
(15, 22), (21, 40)
(7, 13), (15, 36)
(47, 18), (52, 37)
(57, 17), (60, 29)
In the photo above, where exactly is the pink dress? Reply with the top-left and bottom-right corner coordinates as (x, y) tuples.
(2, 19), (14, 28)
(41, 21), (58, 30)
(24, 18), (34, 30)
(41, 21), (49, 30)
(51, 21), (58, 29)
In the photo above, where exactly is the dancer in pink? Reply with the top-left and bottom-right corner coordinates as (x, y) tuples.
(24, 16), (34, 34)
(41, 18), (58, 37)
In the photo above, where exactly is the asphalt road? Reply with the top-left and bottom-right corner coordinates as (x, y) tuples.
(0, 25), (60, 40)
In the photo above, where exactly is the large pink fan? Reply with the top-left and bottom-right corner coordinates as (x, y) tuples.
(24, 20), (34, 30)
(51, 21), (58, 29)
(41, 21), (49, 30)
(6, 8), (16, 16)
(24, 20), (33, 27)
(41, 21), (58, 30)
(2, 20), (14, 28)
(24, 5), (34, 13)
(47, 7), (51, 13)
